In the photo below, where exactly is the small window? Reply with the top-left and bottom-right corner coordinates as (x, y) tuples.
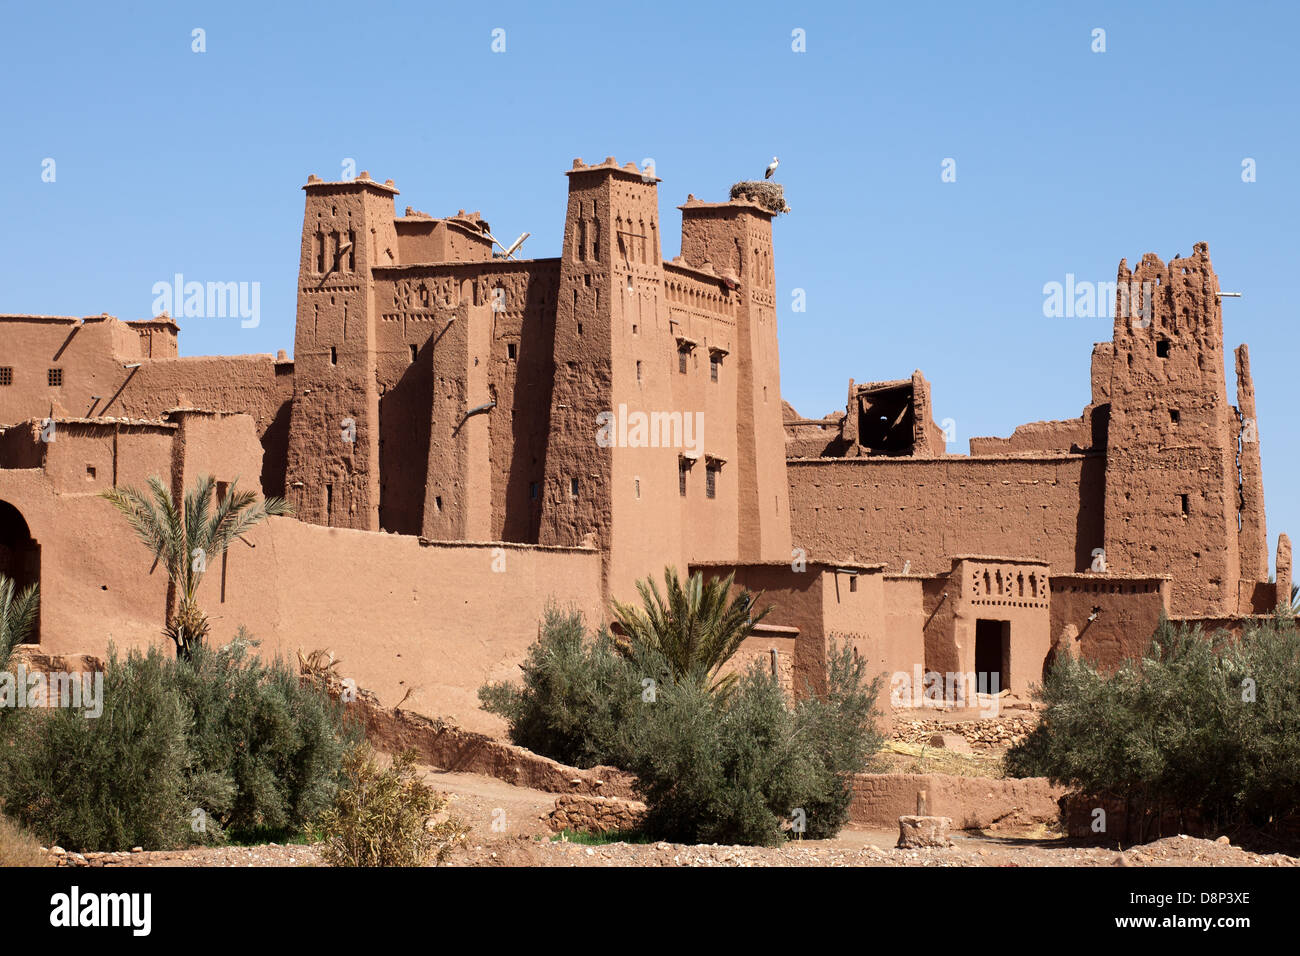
(636, 360), (643, 384)
(1156, 339), (1171, 358)
(577, 322), (583, 335)
(706, 464), (718, 499)
(1169, 408), (1180, 423)
(849, 575), (858, 593)
(216, 481), (230, 505)
(529, 482), (539, 500)
(710, 356), (720, 382)
(507, 343), (517, 360)
(330, 346), (338, 365)
(1180, 494), (1190, 516)
(434, 495), (443, 512)
(679, 461), (688, 497)
(570, 477), (579, 498)
(48, 368), (63, 387)
(86, 465), (96, 480)
(678, 349), (688, 374)
(0, 367), (12, 386)
(634, 477), (640, 499)
(410, 344), (418, 363)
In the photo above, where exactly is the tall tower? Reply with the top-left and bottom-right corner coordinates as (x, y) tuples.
(284, 173), (399, 530)
(1102, 243), (1241, 615)
(538, 158), (686, 598)
(679, 196), (792, 563)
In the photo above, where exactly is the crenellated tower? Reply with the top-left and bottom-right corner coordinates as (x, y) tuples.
(284, 173), (399, 530)
(538, 158), (686, 597)
(679, 196), (791, 562)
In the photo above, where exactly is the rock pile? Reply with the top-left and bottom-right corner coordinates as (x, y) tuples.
(892, 715), (1037, 750)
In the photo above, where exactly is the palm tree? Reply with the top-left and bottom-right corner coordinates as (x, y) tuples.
(610, 566), (772, 699)
(0, 574), (39, 669)
(102, 475), (290, 660)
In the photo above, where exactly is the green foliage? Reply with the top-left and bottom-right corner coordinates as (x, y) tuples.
(170, 631), (360, 840)
(1006, 616), (1300, 836)
(316, 744), (468, 867)
(478, 606), (656, 769)
(0, 575), (39, 670)
(482, 601), (883, 845)
(101, 475), (291, 658)
(0, 635), (356, 852)
(610, 566), (771, 700)
(791, 641), (886, 838)
(0, 647), (194, 852)
(625, 642), (882, 846)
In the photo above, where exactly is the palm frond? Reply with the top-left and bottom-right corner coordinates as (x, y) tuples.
(0, 575), (40, 665)
(611, 565), (773, 698)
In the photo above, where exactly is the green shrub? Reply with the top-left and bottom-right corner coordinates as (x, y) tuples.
(791, 641), (886, 838)
(173, 632), (359, 841)
(625, 642), (881, 846)
(478, 606), (657, 769)
(1006, 614), (1300, 838)
(0, 634), (357, 852)
(316, 744), (467, 867)
(484, 606), (883, 845)
(0, 647), (194, 852)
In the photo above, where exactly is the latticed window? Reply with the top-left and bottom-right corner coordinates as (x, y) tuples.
(0, 367), (12, 386)
(706, 465), (718, 499)
(678, 349), (688, 374)
(679, 461), (688, 497)
(48, 368), (63, 387)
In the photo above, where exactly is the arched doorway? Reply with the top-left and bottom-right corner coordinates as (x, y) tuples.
(0, 500), (40, 643)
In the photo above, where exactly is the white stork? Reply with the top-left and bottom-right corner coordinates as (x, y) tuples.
(764, 156), (779, 180)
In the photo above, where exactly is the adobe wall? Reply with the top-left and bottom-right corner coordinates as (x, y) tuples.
(1048, 574), (1170, 671)
(723, 630), (797, 695)
(113, 356), (293, 497)
(787, 454), (1105, 577)
(371, 260), (561, 542)
(968, 418), (1092, 456)
(849, 772), (1064, 829)
(202, 528), (602, 734)
(1, 433), (603, 735)
(693, 562), (898, 700)
(0, 315), (165, 425)
(950, 556), (1051, 696)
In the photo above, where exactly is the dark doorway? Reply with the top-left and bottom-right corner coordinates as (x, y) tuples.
(974, 619), (1009, 693)
(0, 500), (40, 642)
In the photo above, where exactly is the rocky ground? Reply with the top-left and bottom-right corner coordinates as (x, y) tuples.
(41, 765), (1300, 868)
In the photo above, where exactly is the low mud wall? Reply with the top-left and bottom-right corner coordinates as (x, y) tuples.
(850, 773), (1064, 830)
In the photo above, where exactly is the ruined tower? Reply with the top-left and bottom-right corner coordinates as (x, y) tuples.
(284, 173), (399, 530)
(1101, 243), (1246, 615)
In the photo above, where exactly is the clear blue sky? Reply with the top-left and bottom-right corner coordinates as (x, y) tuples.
(2, 1), (1296, 570)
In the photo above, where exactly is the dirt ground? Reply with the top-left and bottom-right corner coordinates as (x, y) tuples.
(42, 765), (1300, 868)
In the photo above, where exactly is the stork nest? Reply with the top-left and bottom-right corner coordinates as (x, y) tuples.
(729, 180), (790, 215)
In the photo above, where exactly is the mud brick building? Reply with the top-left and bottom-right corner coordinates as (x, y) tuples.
(0, 158), (1286, 729)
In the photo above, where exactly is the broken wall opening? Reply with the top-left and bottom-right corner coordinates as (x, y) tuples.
(855, 383), (915, 453)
